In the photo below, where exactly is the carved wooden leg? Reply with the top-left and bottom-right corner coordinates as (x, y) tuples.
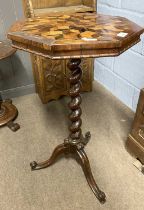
(0, 95), (20, 132)
(30, 58), (106, 203)
(30, 143), (68, 170)
(75, 148), (106, 203)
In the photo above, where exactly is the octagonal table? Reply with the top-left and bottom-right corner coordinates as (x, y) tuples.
(8, 12), (144, 203)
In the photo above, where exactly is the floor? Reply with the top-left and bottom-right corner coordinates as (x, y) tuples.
(0, 81), (144, 210)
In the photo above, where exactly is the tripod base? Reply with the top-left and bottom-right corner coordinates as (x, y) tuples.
(30, 142), (106, 204)
(30, 58), (106, 203)
(0, 99), (20, 132)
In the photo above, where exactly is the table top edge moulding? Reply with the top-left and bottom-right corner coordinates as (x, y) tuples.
(7, 12), (144, 59)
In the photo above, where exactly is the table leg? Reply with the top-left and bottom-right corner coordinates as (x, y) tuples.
(30, 59), (106, 203)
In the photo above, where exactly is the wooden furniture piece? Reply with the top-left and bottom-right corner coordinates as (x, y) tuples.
(0, 40), (20, 132)
(22, 0), (96, 103)
(8, 12), (144, 202)
(127, 89), (144, 164)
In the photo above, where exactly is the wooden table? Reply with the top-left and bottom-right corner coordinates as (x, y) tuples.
(0, 40), (20, 132)
(8, 12), (144, 203)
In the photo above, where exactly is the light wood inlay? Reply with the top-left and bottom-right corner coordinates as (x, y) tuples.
(8, 13), (144, 59)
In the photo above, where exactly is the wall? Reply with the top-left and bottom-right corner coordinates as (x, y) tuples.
(0, 0), (34, 99)
(95, 0), (144, 111)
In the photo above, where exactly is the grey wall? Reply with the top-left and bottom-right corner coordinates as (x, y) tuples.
(95, 0), (144, 111)
(0, 0), (34, 99)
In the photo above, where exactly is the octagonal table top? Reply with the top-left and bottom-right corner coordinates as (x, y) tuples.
(8, 12), (144, 59)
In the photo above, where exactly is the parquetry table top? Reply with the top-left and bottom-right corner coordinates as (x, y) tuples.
(8, 12), (144, 59)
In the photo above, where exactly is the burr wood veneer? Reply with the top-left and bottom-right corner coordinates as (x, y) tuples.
(8, 12), (144, 203)
(22, 0), (96, 103)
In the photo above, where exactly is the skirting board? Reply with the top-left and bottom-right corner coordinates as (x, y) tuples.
(1, 84), (35, 99)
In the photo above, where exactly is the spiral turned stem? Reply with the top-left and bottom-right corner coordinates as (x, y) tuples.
(67, 59), (82, 142)
(30, 58), (106, 203)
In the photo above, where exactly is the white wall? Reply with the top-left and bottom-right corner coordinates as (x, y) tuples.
(95, 0), (144, 111)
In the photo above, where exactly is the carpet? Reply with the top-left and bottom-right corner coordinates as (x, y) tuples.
(0, 81), (144, 210)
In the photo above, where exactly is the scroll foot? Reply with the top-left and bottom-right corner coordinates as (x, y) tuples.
(7, 121), (20, 132)
(76, 148), (106, 203)
(30, 143), (68, 171)
(0, 99), (19, 131)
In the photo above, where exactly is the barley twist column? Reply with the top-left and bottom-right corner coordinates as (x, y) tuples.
(30, 58), (106, 204)
(64, 59), (91, 149)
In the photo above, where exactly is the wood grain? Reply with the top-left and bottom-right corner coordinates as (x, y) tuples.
(31, 0), (87, 9)
(22, 0), (96, 17)
(8, 13), (144, 59)
(34, 5), (95, 16)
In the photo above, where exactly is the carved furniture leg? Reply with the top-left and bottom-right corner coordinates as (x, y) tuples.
(0, 94), (20, 132)
(30, 59), (106, 203)
(75, 148), (106, 203)
(30, 143), (67, 170)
